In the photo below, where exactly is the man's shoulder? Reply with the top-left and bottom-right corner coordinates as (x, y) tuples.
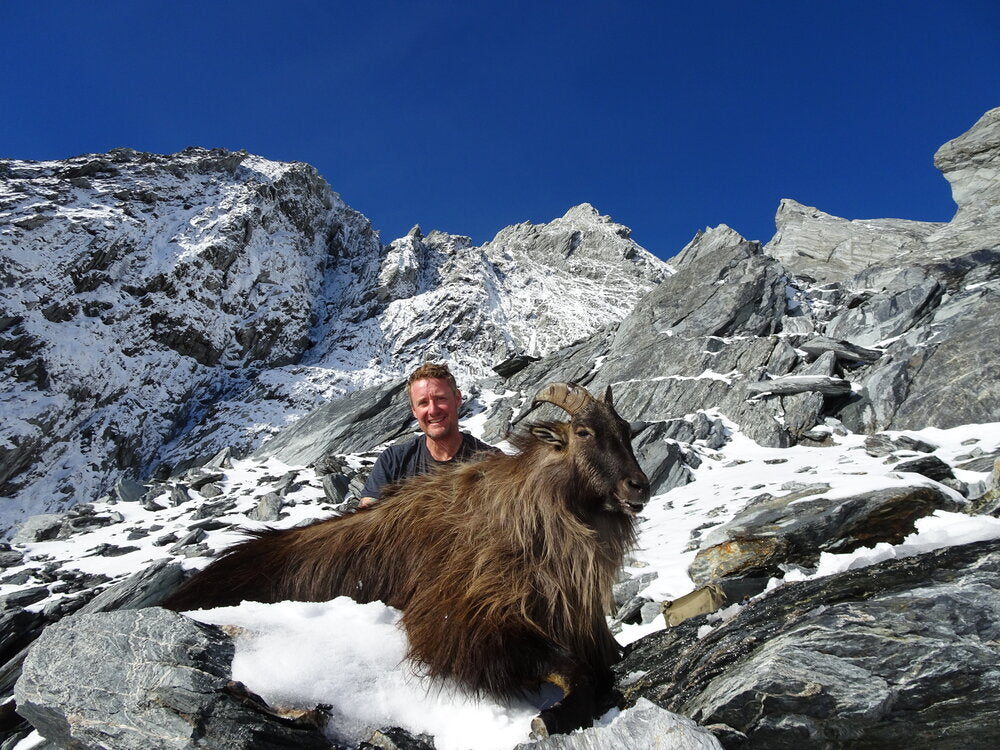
(461, 433), (500, 455)
(379, 435), (425, 463)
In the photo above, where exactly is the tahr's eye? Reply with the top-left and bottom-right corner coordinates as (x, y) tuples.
(575, 428), (593, 438)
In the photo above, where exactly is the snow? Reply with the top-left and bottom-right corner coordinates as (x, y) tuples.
(189, 599), (546, 750)
(7, 411), (997, 749)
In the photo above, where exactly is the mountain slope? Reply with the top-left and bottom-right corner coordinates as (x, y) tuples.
(0, 151), (667, 535)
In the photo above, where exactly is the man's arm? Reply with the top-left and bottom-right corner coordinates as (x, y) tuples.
(357, 440), (411, 508)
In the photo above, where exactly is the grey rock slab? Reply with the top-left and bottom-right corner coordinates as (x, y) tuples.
(247, 492), (283, 522)
(933, 105), (1000, 216)
(256, 378), (415, 464)
(614, 235), (785, 344)
(632, 424), (694, 496)
(0, 550), (24, 568)
(613, 572), (658, 608)
(838, 265), (1000, 432)
(113, 477), (147, 502)
(321, 473), (350, 504)
(14, 608), (330, 749)
(616, 539), (1000, 748)
(75, 558), (186, 615)
(825, 278), (943, 348)
(797, 335), (882, 364)
(11, 515), (64, 544)
(691, 484), (963, 583)
(894, 455), (956, 483)
(0, 586), (49, 610)
(514, 698), (722, 749)
(764, 198), (943, 284)
(745, 375), (852, 396)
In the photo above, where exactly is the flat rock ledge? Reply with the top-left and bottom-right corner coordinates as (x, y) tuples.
(14, 607), (331, 749)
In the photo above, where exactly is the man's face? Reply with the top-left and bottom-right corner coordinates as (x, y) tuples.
(409, 378), (462, 441)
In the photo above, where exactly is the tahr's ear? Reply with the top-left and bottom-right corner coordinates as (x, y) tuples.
(603, 385), (614, 408)
(531, 424), (567, 448)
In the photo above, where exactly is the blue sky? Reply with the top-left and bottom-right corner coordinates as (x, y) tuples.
(2, 1), (998, 259)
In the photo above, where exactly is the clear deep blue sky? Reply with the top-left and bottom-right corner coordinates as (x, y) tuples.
(2, 1), (998, 259)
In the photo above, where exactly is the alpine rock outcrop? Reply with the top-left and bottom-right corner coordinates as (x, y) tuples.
(0, 150), (666, 534)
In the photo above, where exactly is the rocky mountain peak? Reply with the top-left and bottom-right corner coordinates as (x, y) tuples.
(670, 223), (745, 269)
(0, 147), (379, 530)
(560, 201), (614, 225)
(934, 105), (1000, 215)
(765, 107), (1000, 285)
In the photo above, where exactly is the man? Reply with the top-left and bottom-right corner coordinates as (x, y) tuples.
(359, 363), (496, 507)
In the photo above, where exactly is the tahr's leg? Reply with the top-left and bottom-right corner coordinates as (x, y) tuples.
(530, 667), (616, 737)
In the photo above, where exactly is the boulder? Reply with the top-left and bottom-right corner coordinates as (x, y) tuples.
(14, 608), (331, 749)
(632, 424), (695, 495)
(247, 492), (283, 522)
(617, 540), (1000, 748)
(690, 484), (963, 583)
(513, 698), (722, 749)
(11, 515), (63, 544)
(75, 558), (186, 615)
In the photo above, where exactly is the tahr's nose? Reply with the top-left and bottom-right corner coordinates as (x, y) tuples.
(620, 473), (650, 506)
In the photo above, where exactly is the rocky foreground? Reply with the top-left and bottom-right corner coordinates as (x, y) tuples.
(1, 108), (999, 748)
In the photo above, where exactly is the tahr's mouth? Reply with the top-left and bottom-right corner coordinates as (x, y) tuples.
(615, 494), (644, 517)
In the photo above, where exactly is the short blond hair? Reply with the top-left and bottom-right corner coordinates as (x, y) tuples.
(406, 362), (459, 399)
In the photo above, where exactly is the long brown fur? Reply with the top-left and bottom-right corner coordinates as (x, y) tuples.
(164, 388), (649, 729)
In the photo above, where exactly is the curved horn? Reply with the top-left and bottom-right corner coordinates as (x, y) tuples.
(533, 382), (594, 415)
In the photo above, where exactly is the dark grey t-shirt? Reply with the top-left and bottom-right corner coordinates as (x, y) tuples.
(360, 433), (497, 500)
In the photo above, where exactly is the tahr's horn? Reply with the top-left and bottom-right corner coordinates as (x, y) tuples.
(533, 382), (594, 415)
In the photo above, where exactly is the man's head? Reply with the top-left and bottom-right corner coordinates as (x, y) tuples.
(407, 363), (462, 442)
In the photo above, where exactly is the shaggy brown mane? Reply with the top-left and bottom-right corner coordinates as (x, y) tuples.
(164, 383), (649, 735)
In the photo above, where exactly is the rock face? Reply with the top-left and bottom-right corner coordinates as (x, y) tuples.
(763, 199), (944, 283)
(616, 540), (1000, 748)
(0, 148), (668, 534)
(766, 108), (1000, 284)
(0, 147), (380, 533)
(934, 106), (1000, 221)
(759, 108), (1000, 434)
(15, 608), (331, 749)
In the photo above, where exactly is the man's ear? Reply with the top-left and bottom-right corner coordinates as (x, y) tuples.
(530, 424), (567, 448)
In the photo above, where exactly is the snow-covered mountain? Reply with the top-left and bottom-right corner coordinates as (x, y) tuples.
(2, 108), (999, 750)
(0, 150), (667, 535)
